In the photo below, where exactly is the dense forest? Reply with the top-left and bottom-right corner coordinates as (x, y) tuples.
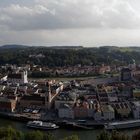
(0, 45), (140, 67)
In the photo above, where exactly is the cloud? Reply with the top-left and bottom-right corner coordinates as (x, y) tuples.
(0, 0), (140, 46)
(0, 0), (140, 31)
(0, 3), (56, 30)
(1, 28), (140, 47)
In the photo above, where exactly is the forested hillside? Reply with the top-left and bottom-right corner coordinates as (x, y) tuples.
(0, 45), (140, 67)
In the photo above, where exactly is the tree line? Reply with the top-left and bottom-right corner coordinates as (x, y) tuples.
(97, 130), (140, 140)
(1, 126), (140, 140)
(0, 126), (79, 140)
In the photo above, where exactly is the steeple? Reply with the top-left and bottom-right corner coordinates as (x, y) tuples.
(45, 81), (52, 109)
(48, 82), (51, 104)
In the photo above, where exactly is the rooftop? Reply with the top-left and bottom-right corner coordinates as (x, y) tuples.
(102, 105), (114, 112)
(8, 73), (22, 79)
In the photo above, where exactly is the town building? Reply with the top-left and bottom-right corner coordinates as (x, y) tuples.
(133, 88), (140, 98)
(105, 86), (118, 102)
(58, 104), (74, 119)
(94, 105), (115, 121)
(0, 97), (17, 112)
(101, 105), (115, 120)
(19, 95), (45, 108)
(55, 92), (76, 109)
(112, 102), (131, 118)
(131, 101), (140, 119)
(120, 68), (132, 81)
(7, 71), (28, 84)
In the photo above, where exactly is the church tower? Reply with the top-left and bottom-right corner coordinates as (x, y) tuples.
(22, 70), (28, 83)
(45, 81), (52, 109)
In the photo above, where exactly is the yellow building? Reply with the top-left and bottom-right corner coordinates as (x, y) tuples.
(133, 89), (140, 98)
(115, 102), (131, 118)
(101, 105), (115, 120)
(0, 97), (17, 112)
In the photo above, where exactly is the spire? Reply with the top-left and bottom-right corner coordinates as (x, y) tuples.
(48, 82), (51, 103)
(45, 81), (52, 109)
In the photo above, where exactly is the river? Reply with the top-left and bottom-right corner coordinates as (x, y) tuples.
(0, 118), (139, 140)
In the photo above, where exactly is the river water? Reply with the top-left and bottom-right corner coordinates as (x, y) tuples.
(0, 118), (139, 140)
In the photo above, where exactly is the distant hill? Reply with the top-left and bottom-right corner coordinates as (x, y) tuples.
(0, 44), (83, 49)
(0, 44), (140, 51)
(99, 46), (140, 52)
(0, 45), (140, 67)
(119, 47), (140, 52)
(0, 44), (31, 49)
(47, 46), (83, 49)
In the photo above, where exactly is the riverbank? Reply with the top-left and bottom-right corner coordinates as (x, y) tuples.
(0, 117), (138, 140)
(0, 112), (105, 130)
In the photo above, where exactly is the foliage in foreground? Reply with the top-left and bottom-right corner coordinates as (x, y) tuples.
(1, 126), (140, 140)
(0, 126), (79, 140)
(97, 130), (140, 140)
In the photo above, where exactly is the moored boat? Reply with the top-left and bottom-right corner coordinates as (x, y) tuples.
(27, 121), (59, 130)
(104, 119), (140, 130)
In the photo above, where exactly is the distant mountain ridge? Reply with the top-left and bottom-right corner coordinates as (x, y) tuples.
(0, 44), (31, 49)
(1, 44), (140, 52)
(0, 44), (83, 49)
(0, 44), (140, 66)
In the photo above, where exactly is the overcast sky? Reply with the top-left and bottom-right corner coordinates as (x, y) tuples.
(0, 0), (140, 47)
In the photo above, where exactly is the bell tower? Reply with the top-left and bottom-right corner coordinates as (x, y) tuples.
(45, 81), (52, 109)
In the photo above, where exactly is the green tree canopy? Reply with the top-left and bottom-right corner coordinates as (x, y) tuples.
(60, 135), (79, 140)
(0, 126), (23, 140)
(24, 131), (44, 140)
(97, 130), (110, 140)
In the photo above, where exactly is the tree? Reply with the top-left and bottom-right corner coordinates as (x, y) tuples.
(24, 131), (44, 140)
(60, 135), (79, 140)
(44, 133), (55, 140)
(110, 131), (129, 140)
(0, 126), (23, 140)
(96, 131), (110, 140)
(132, 131), (140, 140)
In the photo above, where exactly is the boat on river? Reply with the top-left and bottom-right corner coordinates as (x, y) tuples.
(104, 119), (140, 130)
(27, 121), (59, 130)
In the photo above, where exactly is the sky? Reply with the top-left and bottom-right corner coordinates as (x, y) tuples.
(0, 0), (140, 47)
